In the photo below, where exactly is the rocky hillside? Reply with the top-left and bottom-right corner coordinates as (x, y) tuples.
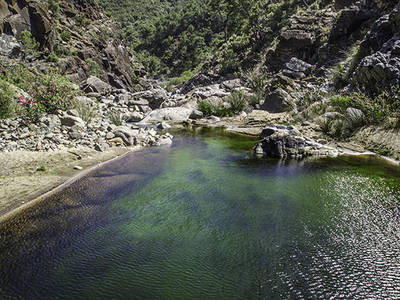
(0, 0), (145, 91)
(0, 0), (399, 160)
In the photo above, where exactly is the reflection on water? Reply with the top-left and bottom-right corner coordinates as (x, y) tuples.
(0, 128), (400, 299)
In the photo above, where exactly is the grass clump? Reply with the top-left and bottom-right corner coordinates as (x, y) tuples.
(36, 165), (47, 172)
(108, 110), (125, 126)
(73, 101), (97, 125)
(198, 91), (247, 117)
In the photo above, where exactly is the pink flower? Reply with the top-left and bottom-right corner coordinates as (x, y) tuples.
(19, 96), (24, 101)
(52, 101), (55, 105)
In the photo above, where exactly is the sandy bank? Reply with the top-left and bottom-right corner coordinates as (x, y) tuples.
(0, 147), (135, 219)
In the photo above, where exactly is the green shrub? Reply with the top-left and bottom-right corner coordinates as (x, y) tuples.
(330, 95), (353, 112)
(20, 30), (40, 55)
(198, 100), (214, 117)
(332, 63), (347, 89)
(167, 69), (197, 87)
(227, 91), (247, 114)
(36, 165), (47, 172)
(47, 52), (59, 63)
(48, 0), (60, 15)
(17, 73), (76, 122)
(198, 91), (247, 117)
(60, 30), (72, 42)
(87, 58), (103, 76)
(0, 79), (16, 119)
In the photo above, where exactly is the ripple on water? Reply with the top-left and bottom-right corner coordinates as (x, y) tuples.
(0, 133), (400, 299)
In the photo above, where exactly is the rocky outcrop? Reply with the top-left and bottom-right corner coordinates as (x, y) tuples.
(351, 5), (400, 92)
(0, 0), (145, 92)
(255, 125), (339, 159)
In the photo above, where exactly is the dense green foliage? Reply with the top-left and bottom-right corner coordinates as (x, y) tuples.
(99, 0), (315, 77)
(0, 79), (16, 119)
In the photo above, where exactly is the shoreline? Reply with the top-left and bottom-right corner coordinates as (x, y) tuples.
(0, 146), (141, 223)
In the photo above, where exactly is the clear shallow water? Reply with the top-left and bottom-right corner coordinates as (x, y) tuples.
(1, 128), (400, 299)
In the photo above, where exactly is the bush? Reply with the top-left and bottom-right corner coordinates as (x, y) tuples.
(20, 30), (40, 56)
(18, 73), (76, 122)
(228, 91), (247, 114)
(0, 80), (16, 119)
(60, 30), (72, 42)
(197, 100), (215, 117)
(198, 91), (247, 117)
(47, 52), (59, 63)
(330, 95), (353, 112)
(48, 0), (60, 15)
(87, 58), (103, 76)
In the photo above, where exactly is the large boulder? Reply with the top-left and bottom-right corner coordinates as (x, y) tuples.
(260, 88), (297, 113)
(349, 5), (400, 92)
(255, 124), (339, 158)
(140, 107), (193, 123)
(191, 84), (230, 99)
(84, 76), (113, 94)
(112, 126), (139, 146)
(132, 88), (168, 109)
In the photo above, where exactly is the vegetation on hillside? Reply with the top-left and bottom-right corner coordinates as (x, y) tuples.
(99, 0), (319, 77)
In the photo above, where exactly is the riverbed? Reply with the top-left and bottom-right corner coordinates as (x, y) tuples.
(1, 128), (400, 299)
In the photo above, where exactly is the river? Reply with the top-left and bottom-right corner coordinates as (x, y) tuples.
(1, 128), (400, 299)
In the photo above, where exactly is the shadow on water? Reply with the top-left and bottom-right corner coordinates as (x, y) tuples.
(0, 128), (400, 299)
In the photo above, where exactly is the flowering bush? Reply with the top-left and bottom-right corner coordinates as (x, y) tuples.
(19, 96), (43, 123)
(17, 73), (77, 122)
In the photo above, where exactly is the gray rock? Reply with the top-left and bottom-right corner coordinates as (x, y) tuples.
(260, 88), (297, 113)
(0, 34), (21, 58)
(60, 115), (85, 127)
(85, 76), (112, 94)
(67, 109), (80, 117)
(95, 141), (109, 152)
(208, 116), (221, 122)
(141, 107), (193, 123)
(157, 122), (171, 130)
(255, 125), (338, 158)
(346, 107), (365, 126)
(126, 112), (144, 122)
(283, 57), (313, 79)
(113, 126), (138, 146)
(190, 109), (204, 120)
(132, 88), (168, 109)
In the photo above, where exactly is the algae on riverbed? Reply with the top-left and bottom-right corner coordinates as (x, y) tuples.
(0, 129), (400, 299)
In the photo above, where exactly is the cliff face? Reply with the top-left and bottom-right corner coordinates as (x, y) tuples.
(0, 0), (146, 92)
(264, 0), (400, 94)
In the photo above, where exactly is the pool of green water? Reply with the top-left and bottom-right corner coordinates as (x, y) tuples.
(1, 128), (400, 299)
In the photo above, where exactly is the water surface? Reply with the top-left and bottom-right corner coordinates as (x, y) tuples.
(1, 128), (400, 299)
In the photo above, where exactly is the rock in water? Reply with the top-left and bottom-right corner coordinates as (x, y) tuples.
(255, 124), (339, 158)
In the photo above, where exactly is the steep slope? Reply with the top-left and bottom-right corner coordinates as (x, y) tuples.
(1, 0), (145, 91)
